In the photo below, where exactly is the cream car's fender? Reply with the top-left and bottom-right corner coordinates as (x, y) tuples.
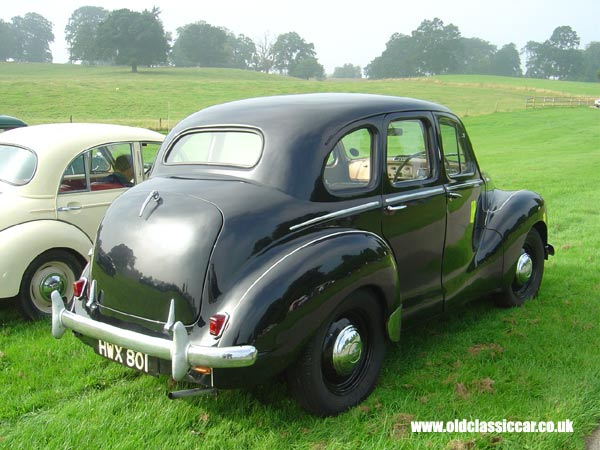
(0, 220), (92, 298)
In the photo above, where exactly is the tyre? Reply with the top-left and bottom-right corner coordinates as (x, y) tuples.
(18, 250), (84, 320)
(287, 290), (386, 416)
(497, 228), (545, 307)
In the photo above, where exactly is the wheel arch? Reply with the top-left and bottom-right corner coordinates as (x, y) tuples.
(208, 228), (401, 389)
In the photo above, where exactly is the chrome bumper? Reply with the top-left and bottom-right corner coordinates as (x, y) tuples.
(50, 291), (257, 381)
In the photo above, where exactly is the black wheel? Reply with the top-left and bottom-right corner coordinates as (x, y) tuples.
(497, 228), (545, 307)
(18, 250), (84, 320)
(286, 290), (386, 416)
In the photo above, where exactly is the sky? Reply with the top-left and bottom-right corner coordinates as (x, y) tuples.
(2, 0), (599, 74)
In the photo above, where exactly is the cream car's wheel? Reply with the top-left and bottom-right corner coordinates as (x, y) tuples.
(18, 250), (83, 320)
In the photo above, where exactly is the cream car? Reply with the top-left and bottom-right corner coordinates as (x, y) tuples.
(0, 123), (164, 319)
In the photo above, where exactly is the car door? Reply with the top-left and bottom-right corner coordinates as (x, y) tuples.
(380, 113), (447, 322)
(436, 113), (487, 306)
(56, 142), (137, 241)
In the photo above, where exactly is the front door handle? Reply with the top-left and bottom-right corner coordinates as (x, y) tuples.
(447, 192), (462, 200)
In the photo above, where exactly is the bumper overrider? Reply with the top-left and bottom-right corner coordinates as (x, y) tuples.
(50, 291), (258, 381)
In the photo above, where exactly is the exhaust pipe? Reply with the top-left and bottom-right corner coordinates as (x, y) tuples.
(168, 388), (217, 400)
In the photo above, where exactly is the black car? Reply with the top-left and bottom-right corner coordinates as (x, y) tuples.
(52, 94), (554, 416)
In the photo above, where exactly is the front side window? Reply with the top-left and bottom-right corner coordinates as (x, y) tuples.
(386, 119), (431, 184)
(60, 143), (135, 193)
(166, 130), (262, 167)
(439, 118), (476, 177)
(0, 145), (37, 185)
(323, 127), (373, 192)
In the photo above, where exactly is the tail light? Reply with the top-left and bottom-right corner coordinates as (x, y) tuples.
(209, 313), (229, 337)
(73, 278), (88, 298)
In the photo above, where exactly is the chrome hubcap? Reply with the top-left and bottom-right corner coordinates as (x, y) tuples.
(515, 252), (533, 286)
(332, 325), (363, 376)
(39, 273), (66, 301)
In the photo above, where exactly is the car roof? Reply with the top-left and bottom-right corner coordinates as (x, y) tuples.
(0, 115), (27, 129)
(1, 123), (164, 195)
(157, 93), (452, 199)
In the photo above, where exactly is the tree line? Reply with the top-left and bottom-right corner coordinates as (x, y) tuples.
(1, 8), (598, 82)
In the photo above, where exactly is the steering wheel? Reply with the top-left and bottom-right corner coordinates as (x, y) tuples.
(393, 151), (427, 182)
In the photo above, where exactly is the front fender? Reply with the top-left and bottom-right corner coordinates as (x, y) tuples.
(0, 220), (92, 298)
(485, 189), (548, 286)
(207, 229), (400, 388)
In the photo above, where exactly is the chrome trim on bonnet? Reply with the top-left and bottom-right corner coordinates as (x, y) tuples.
(51, 291), (257, 381)
(289, 201), (381, 231)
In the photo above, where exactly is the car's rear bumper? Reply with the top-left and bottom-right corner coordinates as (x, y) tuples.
(50, 291), (257, 381)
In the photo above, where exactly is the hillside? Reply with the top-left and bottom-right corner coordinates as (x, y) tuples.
(1, 63), (599, 128)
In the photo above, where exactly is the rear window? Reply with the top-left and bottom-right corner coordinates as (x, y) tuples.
(166, 130), (262, 168)
(0, 145), (37, 185)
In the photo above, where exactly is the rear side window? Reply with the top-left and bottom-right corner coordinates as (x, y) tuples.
(323, 127), (373, 192)
(166, 130), (262, 167)
(0, 145), (37, 185)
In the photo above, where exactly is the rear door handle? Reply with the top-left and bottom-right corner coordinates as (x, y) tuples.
(446, 192), (462, 200)
(57, 205), (82, 212)
(385, 204), (408, 212)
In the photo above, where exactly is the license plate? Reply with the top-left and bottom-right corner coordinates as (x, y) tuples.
(95, 339), (157, 374)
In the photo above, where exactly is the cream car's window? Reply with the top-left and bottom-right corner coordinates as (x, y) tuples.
(386, 120), (430, 184)
(141, 142), (161, 179)
(60, 143), (135, 193)
(166, 131), (262, 167)
(0, 145), (36, 185)
(323, 127), (373, 192)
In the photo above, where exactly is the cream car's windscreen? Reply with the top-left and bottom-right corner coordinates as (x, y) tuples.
(166, 130), (262, 168)
(0, 145), (36, 185)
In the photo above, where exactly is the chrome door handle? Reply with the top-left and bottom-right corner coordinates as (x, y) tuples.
(447, 192), (462, 199)
(57, 206), (82, 212)
(386, 204), (407, 212)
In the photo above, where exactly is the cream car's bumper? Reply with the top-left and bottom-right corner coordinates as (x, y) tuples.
(51, 291), (257, 381)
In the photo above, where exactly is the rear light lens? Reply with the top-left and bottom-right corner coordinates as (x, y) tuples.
(209, 313), (229, 337)
(73, 278), (87, 298)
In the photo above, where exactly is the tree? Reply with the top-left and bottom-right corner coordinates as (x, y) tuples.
(524, 26), (584, 80)
(171, 21), (229, 67)
(582, 42), (600, 82)
(411, 18), (462, 75)
(490, 43), (522, 77)
(253, 33), (275, 73)
(95, 8), (169, 72)
(11, 13), (54, 62)
(332, 63), (362, 78)
(65, 6), (109, 64)
(272, 32), (323, 78)
(458, 37), (496, 74)
(0, 20), (15, 61)
(289, 56), (324, 79)
(365, 33), (419, 78)
(227, 33), (256, 69)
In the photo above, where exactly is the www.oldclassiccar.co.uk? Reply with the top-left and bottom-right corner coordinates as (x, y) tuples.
(411, 419), (574, 433)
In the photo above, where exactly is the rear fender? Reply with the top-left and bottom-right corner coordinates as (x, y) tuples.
(206, 229), (400, 387)
(0, 220), (91, 298)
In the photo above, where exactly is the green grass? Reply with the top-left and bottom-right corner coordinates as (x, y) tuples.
(1, 64), (600, 449)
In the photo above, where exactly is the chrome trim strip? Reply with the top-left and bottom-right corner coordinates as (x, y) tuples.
(385, 187), (445, 205)
(51, 291), (257, 381)
(289, 201), (381, 231)
(447, 179), (484, 190)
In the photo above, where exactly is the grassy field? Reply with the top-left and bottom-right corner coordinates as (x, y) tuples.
(1, 64), (600, 449)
